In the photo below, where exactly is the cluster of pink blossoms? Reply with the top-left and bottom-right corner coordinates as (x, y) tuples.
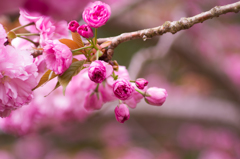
(0, 24), (38, 118)
(66, 1), (168, 123)
(0, 0), (167, 135)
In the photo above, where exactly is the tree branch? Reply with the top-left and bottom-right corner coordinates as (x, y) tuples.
(96, 1), (240, 61)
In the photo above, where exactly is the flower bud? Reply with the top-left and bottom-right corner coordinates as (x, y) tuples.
(144, 87), (167, 106)
(77, 24), (94, 39)
(82, 1), (111, 28)
(113, 79), (134, 100)
(135, 78), (148, 90)
(88, 60), (113, 83)
(68, 20), (79, 32)
(114, 104), (130, 123)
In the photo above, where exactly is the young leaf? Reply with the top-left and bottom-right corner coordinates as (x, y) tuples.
(44, 81), (60, 97)
(71, 32), (85, 48)
(32, 70), (57, 91)
(58, 60), (85, 95)
(59, 39), (83, 55)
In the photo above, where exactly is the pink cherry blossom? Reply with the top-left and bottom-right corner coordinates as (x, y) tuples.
(77, 24), (94, 39)
(0, 45), (37, 117)
(114, 104), (130, 123)
(144, 87), (167, 106)
(68, 20), (79, 32)
(88, 60), (113, 83)
(0, 24), (7, 46)
(43, 40), (72, 75)
(135, 78), (148, 90)
(82, 1), (111, 28)
(113, 78), (134, 100)
(83, 92), (103, 111)
(19, 9), (41, 33)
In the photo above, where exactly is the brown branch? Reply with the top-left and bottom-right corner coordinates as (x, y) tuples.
(95, 1), (240, 61)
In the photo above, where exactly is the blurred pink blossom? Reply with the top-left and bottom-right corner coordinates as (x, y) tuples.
(0, 45), (37, 117)
(83, 92), (103, 111)
(0, 24), (7, 46)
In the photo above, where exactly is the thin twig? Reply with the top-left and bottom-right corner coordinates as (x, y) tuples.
(91, 1), (240, 61)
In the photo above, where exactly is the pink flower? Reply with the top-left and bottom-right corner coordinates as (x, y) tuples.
(144, 87), (167, 106)
(88, 60), (113, 83)
(23, 0), (89, 21)
(68, 20), (79, 32)
(19, 9), (69, 44)
(43, 40), (72, 75)
(135, 78), (148, 90)
(82, 1), (111, 28)
(19, 9), (41, 33)
(77, 24), (94, 39)
(0, 24), (7, 46)
(114, 104), (130, 123)
(0, 45), (37, 116)
(83, 92), (103, 111)
(113, 79), (134, 100)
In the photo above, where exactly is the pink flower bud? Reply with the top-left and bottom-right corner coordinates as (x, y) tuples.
(113, 79), (134, 100)
(68, 20), (79, 32)
(83, 92), (103, 111)
(114, 104), (130, 123)
(135, 78), (148, 90)
(77, 24), (94, 39)
(43, 40), (72, 75)
(144, 87), (168, 106)
(88, 60), (113, 83)
(82, 1), (111, 28)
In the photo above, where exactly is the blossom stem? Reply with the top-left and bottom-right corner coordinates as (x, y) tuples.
(18, 36), (38, 47)
(11, 22), (35, 32)
(94, 83), (99, 92)
(119, 100), (122, 104)
(130, 80), (135, 83)
(135, 88), (145, 96)
(95, 28), (97, 45)
(16, 33), (40, 36)
(72, 45), (93, 52)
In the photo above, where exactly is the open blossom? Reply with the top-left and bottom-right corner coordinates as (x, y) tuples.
(19, 9), (68, 44)
(135, 78), (148, 90)
(0, 24), (7, 46)
(82, 1), (111, 28)
(43, 40), (72, 75)
(88, 60), (113, 83)
(77, 24), (94, 38)
(113, 79), (134, 100)
(114, 104), (130, 123)
(0, 45), (37, 117)
(83, 92), (103, 111)
(144, 87), (167, 106)
(68, 20), (79, 32)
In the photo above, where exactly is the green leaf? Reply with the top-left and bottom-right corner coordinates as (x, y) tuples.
(58, 60), (85, 95)
(44, 81), (60, 97)
(32, 70), (57, 91)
